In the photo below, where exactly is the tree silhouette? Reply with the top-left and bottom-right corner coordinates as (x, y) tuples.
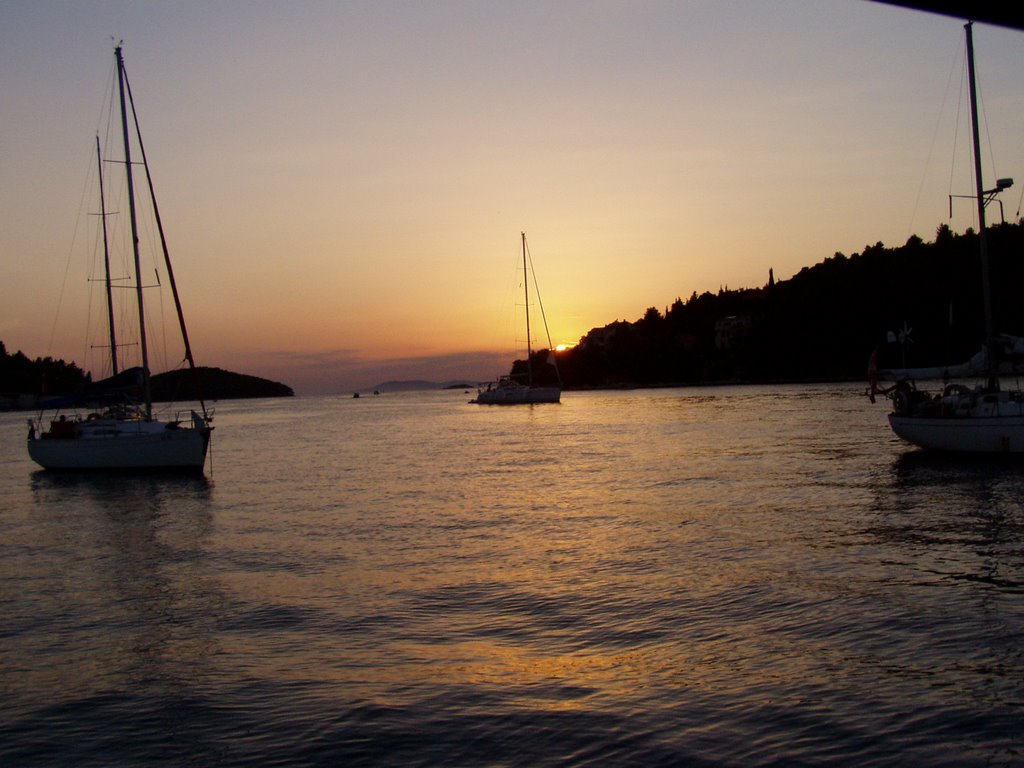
(505, 219), (1024, 388)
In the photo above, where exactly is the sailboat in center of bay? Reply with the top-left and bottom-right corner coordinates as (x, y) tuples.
(473, 232), (562, 405)
(27, 45), (213, 471)
(869, 21), (1024, 453)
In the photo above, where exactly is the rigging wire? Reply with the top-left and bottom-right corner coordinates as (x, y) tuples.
(524, 236), (556, 354)
(949, 40), (968, 225)
(56, 47), (179, 386)
(944, 31), (1004, 232)
(74, 54), (124, 381)
(485, 241), (520, 371)
(906, 28), (961, 240)
(523, 235), (562, 385)
(978, 72), (1000, 209)
(45, 142), (100, 375)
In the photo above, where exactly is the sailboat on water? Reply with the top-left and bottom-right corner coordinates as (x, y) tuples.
(27, 45), (213, 471)
(870, 22), (1024, 453)
(473, 232), (562, 405)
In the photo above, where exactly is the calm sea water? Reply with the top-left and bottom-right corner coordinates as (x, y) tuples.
(1, 385), (1022, 766)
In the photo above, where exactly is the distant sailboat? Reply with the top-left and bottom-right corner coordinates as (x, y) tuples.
(27, 45), (213, 471)
(869, 22), (1024, 452)
(474, 232), (561, 405)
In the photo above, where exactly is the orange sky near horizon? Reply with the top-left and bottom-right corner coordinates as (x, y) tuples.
(3, 2), (1024, 394)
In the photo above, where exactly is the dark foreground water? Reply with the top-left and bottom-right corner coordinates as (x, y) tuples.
(1, 385), (1022, 766)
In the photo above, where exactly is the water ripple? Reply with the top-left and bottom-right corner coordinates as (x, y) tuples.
(2, 386), (1023, 766)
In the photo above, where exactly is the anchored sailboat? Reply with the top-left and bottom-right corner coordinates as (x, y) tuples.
(474, 232), (561, 405)
(870, 22), (1024, 452)
(27, 45), (213, 471)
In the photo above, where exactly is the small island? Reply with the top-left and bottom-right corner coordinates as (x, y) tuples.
(0, 342), (292, 409)
(151, 367), (293, 401)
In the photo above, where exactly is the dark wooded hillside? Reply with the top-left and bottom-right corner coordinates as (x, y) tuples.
(517, 220), (1024, 388)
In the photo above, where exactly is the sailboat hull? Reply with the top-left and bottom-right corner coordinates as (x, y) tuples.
(889, 413), (1024, 453)
(474, 384), (561, 405)
(28, 421), (211, 471)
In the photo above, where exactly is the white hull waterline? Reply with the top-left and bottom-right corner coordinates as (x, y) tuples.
(890, 414), (1024, 453)
(28, 412), (211, 470)
(889, 388), (1024, 453)
(474, 379), (560, 405)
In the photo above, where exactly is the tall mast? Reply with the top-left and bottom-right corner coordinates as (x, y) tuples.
(522, 231), (533, 387)
(965, 22), (996, 389)
(116, 45), (152, 418)
(95, 135), (118, 376)
(122, 65), (207, 416)
(116, 45), (151, 417)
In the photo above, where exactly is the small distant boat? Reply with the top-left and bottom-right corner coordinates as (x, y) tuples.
(474, 233), (561, 405)
(27, 45), (212, 471)
(869, 23), (1024, 453)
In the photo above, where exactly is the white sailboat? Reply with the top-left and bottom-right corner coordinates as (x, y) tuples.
(474, 232), (561, 405)
(27, 45), (213, 471)
(871, 22), (1024, 453)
